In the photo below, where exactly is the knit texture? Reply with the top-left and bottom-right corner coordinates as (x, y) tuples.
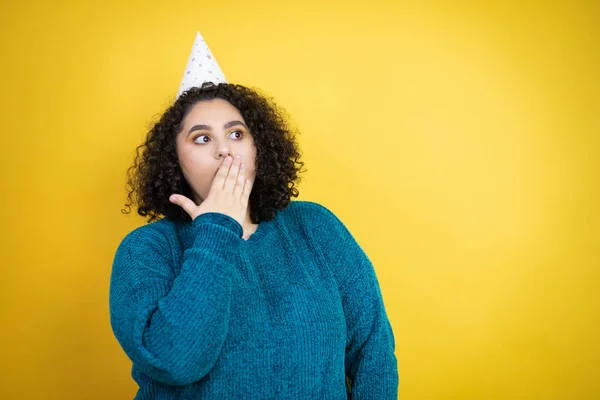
(109, 200), (398, 399)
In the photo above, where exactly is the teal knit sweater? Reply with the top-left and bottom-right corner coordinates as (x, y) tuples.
(109, 200), (398, 399)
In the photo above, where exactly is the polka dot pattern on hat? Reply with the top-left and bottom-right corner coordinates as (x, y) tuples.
(177, 31), (227, 98)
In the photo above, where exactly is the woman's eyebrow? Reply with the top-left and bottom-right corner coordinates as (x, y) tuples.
(187, 120), (248, 136)
(223, 120), (248, 130)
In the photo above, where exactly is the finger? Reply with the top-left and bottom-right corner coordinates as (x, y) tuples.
(224, 155), (242, 193)
(212, 156), (232, 190)
(169, 194), (197, 218)
(233, 162), (247, 197)
(240, 177), (253, 205)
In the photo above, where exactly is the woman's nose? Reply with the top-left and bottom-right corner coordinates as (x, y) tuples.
(216, 147), (233, 160)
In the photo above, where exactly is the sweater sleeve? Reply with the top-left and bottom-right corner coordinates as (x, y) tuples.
(307, 203), (399, 399)
(108, 212), (243, 386)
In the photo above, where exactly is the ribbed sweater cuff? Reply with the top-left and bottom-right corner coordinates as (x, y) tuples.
(192, 212), (243, 252)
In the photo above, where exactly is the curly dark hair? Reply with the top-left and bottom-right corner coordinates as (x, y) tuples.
(121, 82), (306, 224)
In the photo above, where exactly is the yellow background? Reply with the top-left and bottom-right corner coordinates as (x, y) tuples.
(1, 0), (598, 398)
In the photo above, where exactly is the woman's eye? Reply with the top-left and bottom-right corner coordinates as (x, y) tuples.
(193, 134), (209, 144)
(229, 130), (243, 139)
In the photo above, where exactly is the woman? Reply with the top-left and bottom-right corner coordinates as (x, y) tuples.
(110, 82), (398, 399)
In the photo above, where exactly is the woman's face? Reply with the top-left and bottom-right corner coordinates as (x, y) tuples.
(176, 98), (257, 204)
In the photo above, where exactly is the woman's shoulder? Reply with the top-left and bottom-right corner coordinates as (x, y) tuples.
(286, 199), (336, 217)
(285, 200), (366, 264)
(284, 200), (348, 232)
(115, 217), (179, 256)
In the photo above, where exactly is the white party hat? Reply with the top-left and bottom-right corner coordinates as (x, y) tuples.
(177, 31), (227, 98)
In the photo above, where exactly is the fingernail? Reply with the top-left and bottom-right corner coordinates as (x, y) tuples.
(235, 154), (241, 160)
